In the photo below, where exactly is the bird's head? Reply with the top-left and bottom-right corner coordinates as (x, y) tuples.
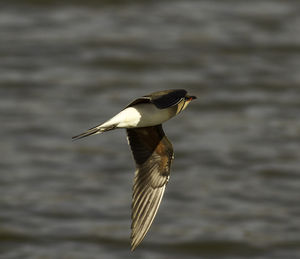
(185, 95), (197, 102)
(176, 94), (197, 114)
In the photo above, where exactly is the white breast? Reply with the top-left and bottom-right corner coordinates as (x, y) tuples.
(101, 103), (175, 129)
(133, 103), (174, 127)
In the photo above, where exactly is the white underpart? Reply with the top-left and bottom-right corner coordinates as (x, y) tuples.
(100, 103), (174, 129)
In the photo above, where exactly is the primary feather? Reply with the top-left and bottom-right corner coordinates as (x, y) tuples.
(127, 125), (173, 251)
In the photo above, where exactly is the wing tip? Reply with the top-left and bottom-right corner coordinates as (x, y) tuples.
(130, 240), (138, 252)
(130, 186), (167, 251)
(130, 231), (146, 251)
(130, 225), (143, 251)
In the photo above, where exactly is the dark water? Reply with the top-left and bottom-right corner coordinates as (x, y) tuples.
(1, 1), (300, 258)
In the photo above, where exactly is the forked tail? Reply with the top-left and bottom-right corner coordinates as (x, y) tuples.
(72, 124), (117, 140)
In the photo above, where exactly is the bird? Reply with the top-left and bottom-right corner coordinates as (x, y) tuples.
(72, 89), (196, 251)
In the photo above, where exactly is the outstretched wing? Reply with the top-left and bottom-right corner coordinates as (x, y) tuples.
(147, 89), (187, 109)
(126, 89), (187, 110)
(126, 125), (174, 251)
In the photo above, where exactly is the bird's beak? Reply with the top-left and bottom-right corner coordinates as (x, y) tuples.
(188, 95), (197, 101)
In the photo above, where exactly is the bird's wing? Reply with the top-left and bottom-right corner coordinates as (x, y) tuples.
(147, 89), (187, 109)
(126, 89), (187, 110)
(125, 97), (152, 109)
(126, 125), (174, 251)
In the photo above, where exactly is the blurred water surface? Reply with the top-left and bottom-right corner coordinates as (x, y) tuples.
(1, 0), (300, 258)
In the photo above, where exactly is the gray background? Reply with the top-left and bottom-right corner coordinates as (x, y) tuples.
(1, 0), (300, 258)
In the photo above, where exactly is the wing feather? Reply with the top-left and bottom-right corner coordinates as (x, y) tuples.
(126, 125), (173, 251)
(146, 89), (187, 109)
(125, 89), (187, 110)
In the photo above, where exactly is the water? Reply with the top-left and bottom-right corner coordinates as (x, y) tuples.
(1, 1), (300, 258)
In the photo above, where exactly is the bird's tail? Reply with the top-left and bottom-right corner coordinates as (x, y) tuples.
(72, 124), (117, 140)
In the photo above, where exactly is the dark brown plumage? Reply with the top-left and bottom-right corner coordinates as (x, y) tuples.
(127, 125), (173, 251)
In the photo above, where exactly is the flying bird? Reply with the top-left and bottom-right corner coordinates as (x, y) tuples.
(72, 89), (196, 250)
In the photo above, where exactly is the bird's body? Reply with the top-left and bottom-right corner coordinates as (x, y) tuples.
(72, 89), (196, 250)
(101, 103), (177, 129)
